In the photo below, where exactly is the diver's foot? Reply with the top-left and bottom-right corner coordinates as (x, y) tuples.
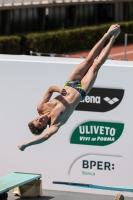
(106, 24), (120, 39)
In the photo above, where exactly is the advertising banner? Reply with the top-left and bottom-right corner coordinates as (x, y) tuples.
(0, 55), (133, 196)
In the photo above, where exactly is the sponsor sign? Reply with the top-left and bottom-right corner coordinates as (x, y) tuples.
(82, 160), (115, 171)
(75, 88), (124, 112)
(69, 154), (122, 181)
(70, 121), (124, 146)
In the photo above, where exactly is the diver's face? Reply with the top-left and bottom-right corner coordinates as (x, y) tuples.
(33, 115), (48, 129)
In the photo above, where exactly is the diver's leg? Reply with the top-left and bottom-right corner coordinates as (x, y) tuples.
(81, 28), (120, 94)
(66, 24), (120, 82)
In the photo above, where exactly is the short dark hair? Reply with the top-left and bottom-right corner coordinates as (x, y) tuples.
(28, 121), (45, 135)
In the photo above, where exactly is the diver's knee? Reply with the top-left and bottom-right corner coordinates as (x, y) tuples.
(92, 60), (101, 72)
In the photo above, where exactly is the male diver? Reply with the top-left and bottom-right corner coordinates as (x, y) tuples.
(18, 24), (120, 151)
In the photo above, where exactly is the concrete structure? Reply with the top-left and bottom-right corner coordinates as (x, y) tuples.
(0, 55), (133, 197)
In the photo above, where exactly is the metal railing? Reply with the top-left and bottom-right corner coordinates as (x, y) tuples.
(123, 33), (133, 60)
(29, 51), (86, 58)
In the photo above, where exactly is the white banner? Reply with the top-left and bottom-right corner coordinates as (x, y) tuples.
(0, 55), (133, 196)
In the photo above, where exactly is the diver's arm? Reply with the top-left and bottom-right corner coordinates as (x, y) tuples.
(37, 86), (62, 110)
(37, 86), (66, 111)
(39, 86), (61, 103)
(18, 125), (59, 151)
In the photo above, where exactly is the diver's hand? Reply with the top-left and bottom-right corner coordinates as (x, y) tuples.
(61, 88), (67, 96)
(18, 144), (27, 151)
